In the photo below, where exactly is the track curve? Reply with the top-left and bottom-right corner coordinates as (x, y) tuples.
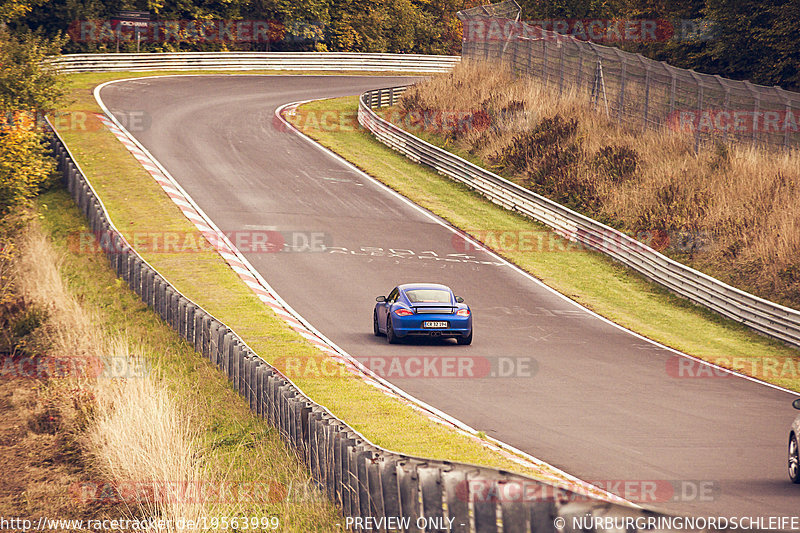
(99, 75), (799, 519)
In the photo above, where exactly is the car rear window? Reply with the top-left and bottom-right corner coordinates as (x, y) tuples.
(405, 289), (452, 303)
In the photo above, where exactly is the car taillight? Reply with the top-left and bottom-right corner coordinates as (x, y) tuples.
(394, 308), (414, 316)
(456, 309), (470, 317)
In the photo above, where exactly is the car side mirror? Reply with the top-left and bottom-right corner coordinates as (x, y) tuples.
(793, 399), (800, 410)
(455, 296), (464, 303)
(376, 296), (386, 302)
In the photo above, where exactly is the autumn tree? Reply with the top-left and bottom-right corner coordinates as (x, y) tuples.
(0, 7), (66, 214)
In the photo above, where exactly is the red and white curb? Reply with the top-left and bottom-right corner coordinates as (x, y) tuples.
(96, 113), (367, 376)
(92, 77), (630, 506)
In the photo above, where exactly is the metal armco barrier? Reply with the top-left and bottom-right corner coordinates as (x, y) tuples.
(50, 52), (460, 73)
(46, 116), (707, 531)
(358, 86), (800, 349)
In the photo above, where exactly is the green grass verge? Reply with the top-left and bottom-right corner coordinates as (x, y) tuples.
(54, 71), (566, 484)
(289, 96), (800, 392)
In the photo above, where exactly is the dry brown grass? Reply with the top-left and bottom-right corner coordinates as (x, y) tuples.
(9, 215), (341, 531)
(12, 223), (209, 530)
(85, 354), (207, 528)
(399, 61), (800, 309)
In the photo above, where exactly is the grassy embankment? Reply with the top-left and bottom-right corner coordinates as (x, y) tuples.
(0, 208), (341, 530)
(289, 90), (800, 392)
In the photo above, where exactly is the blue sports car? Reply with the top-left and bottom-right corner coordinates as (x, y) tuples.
(373, 283), (472, 345)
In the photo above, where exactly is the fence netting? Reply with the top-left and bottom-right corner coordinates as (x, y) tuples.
(458, 0), (800, 150)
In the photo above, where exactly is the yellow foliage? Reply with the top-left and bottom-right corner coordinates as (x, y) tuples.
(0, 111), (54, 213)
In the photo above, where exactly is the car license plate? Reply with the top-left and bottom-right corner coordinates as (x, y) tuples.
(423, 321), (448, 329)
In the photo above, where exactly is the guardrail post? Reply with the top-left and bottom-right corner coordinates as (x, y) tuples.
(333, 432), (346, 509)
(152, 277), (162, 317)
(442, 469), (469, 533)
(187, 305), (198, 349)
(286, 387), (298, 444)
(126, 254), (136, 285)
(267, 375), (278, 426)
(178, 297), (187, 339)
(281, 386), (295, 443)
(529, 500), (557, 533)
(156, 278), (166, 319)
(246, 353), (257, 410)
(471, 474), (498, 533)
(277, 382), (289, 439)
(256, 363), (269, 418)
(418, 466), (445, 531)
(231, 341), (240, 389)
(356, 449), (372, 519)
(219, 327), (231, 371)
(208, 321), (220, 363)
(228, 337), (238, 382)
(497, 478), (527, 532)
(398, 461), (422, 533)
(324, 421), (338, 502)
(365, 454), (385, 525)
(173, 292), (181, 330)
(308, 410), (324, 485)
(147, 269), (156, 309)
(295, 401), (312, 454)
(346, 441), (360, 519)
(195, 313), (206, 354)
(165, 284), (173, 325)
(380, 458), (401, 524)
(128, 256), (139, 296)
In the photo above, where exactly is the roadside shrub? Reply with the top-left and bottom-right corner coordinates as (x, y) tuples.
(592, 145), (638, 183)
(0, 114), (56, 214)
(0, 29), (65, 214)
(494, 114), (578, 173)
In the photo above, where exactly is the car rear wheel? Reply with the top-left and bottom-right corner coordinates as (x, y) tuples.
(456, 330), (473, 345)
(373, 310), (382, 336)
(789, 434), (800, 483)
(386, 317), (399, 344)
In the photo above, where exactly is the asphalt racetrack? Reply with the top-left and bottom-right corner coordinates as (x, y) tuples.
(99, 75), (799, 519)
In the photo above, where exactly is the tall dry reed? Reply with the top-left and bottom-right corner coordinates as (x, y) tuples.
(13, 224), (207, 530)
